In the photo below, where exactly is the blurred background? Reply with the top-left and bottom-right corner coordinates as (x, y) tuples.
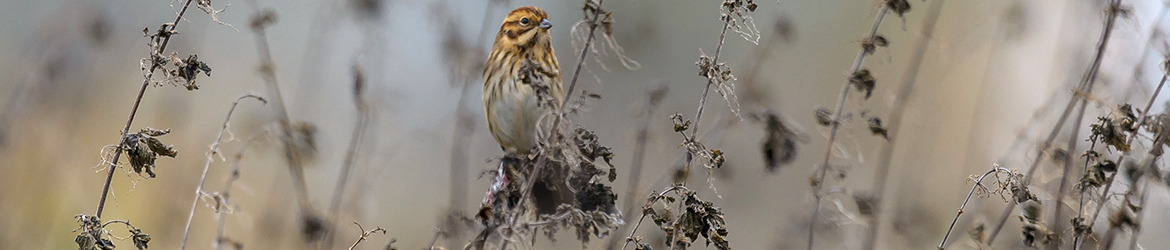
(2, 0), (1169, 249)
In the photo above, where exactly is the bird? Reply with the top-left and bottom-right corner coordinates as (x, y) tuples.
(481, 6), (571, 216)
(483, 6), (563, 156)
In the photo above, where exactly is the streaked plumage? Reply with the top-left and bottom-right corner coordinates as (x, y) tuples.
(483, 6), (562, 155)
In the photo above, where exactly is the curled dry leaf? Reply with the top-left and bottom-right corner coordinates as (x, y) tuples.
(121, 127), (178, 178)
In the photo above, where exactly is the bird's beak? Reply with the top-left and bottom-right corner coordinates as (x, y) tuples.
(539, 18), (552, 30)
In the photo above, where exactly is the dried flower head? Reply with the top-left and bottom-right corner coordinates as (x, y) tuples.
(849, 69), (877, 100)
(121, 127), (178, 178)
(860, 35), (888, 55)
(1089, 104), (1138, 152)
(671, 113), (692, 133)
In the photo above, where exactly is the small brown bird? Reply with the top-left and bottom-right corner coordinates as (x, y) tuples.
(482, 6), (573, 216)
(483, 6), (562, 155)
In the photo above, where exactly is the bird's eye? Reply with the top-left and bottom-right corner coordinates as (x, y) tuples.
(520, 18), (530, 25)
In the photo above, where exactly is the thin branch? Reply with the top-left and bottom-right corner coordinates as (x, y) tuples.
(938, 166), (1012, 250)
(214, 135), (263, 250)
(1072, 139), (1098, 250)
(426, 229), (446, 250)
(1125, 181), (1152, 250)
(605, 84), (667, 250)
(1097, 154), (1154, 250)
(986, 0), (1123, 244)
(1047, 66), (1096, 250)
(95, 0), (197, 219)
(688, 16), (732, 141)
(619, 186), (690, 250)
(809, 5), (888, 250)
(347, 222), (387, 250)
(180, 93), (266, 250)
(561, 0), (606, 108)
(246, 4), (315, 215)
(863, 1), (945, 249)
(324, 64), (373, 248)
(617, 213), (648, 250)
(448, 0), (501, 219)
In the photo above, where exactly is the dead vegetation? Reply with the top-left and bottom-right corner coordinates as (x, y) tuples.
(0, 0), (1165, 250)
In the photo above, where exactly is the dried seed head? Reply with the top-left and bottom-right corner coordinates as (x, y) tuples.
(672, 113), (692, 132)
(849, 69), (877, 100)
(710, 149), (725, 168)
(861, 35), (888, 55)
(885, 0), (912, 17)
(814, 107), (833, 127)
(867, 116), (889, 140)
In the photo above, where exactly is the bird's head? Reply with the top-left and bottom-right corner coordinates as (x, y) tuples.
(495, 6), (553, 51)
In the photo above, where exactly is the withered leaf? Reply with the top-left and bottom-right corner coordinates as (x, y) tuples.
(122, 127), (177, 178)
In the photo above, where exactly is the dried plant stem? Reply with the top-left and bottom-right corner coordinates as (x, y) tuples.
(427, 230), (445, 250)
(324, 68), (371, 248)
(1074, 70), (1168, 250)
(248, 7), (314, 213)
(215, 135), (262, 250)
(617, 213), (648, 250)
(1121, 5), (1170, 102)
(619, 186), (688, 250)
(604, 87), (665, 250)
(808, 5), (887, 250)
(1125, 181), (1152, 250)
(561, 0), (605, 109)
(863, 1), (944, 249)
(688, 16), (731, 141)
(1072, 139), (1098, 250)
(180, 93), (266, 250)
(1047, 85), (1092, 250)
(938, 166), (1010, 249)
(1097, 153), (1152, 250)
(94, 0), (196, 219)
(449, 0), (501, 213)
(984, 0), (1122, 244)
(347, 222), (387, 250)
